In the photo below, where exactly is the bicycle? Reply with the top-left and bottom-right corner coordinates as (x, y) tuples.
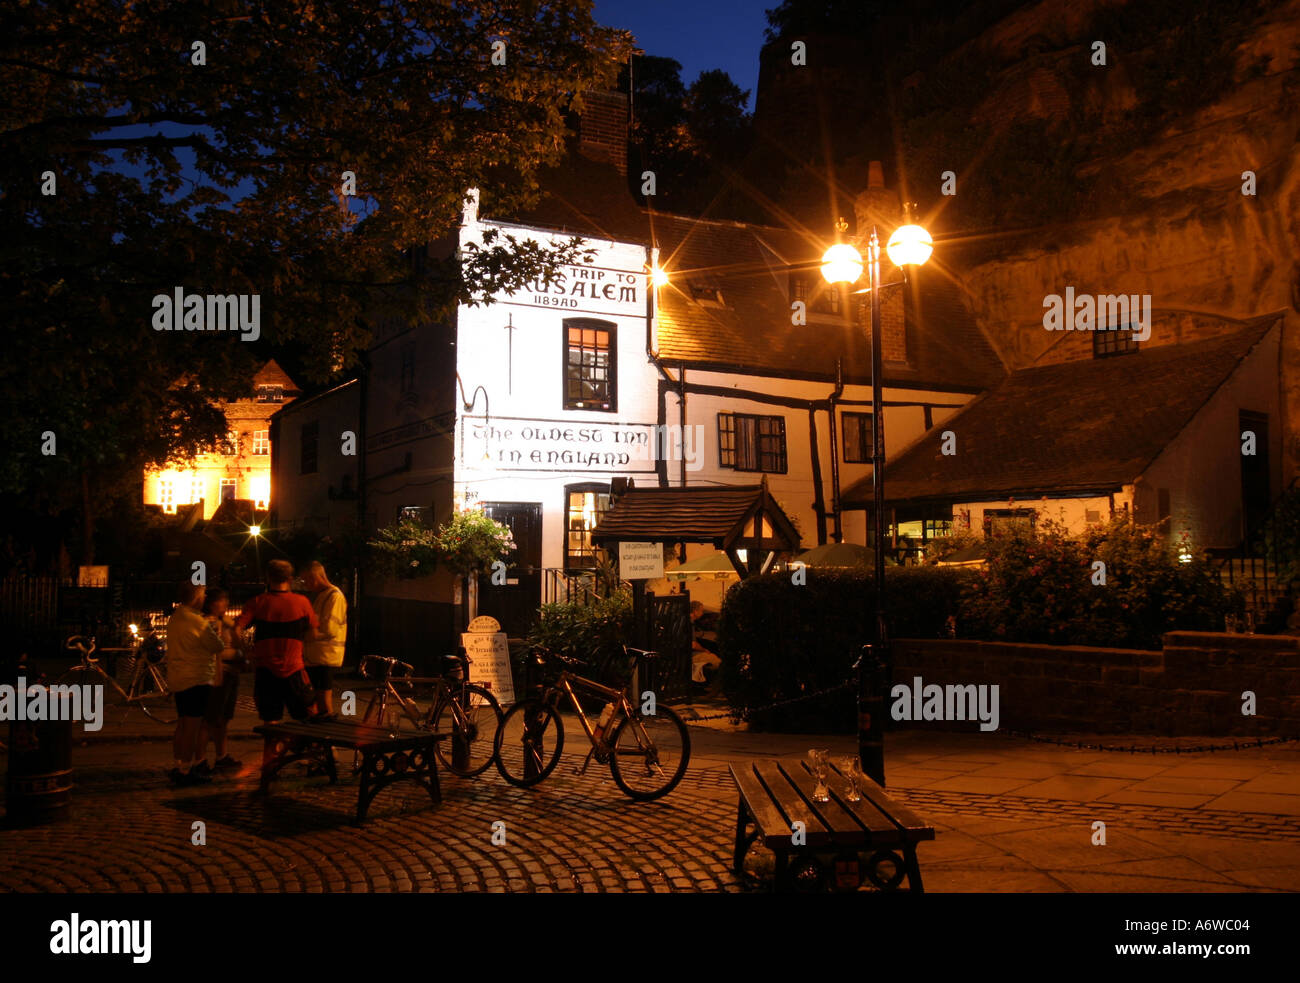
(357, 652), (504, 778)
(495, 645), (691, 801)
(57, 633), (176, 724)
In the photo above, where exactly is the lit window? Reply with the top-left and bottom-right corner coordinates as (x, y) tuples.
(250, 475), (270, 510)
(565, 484), (611, 569)
(252, 430), (269, 455)
(160, 478), (176, 514)
(563, 319), (616, 411)
(223, 430), (239, 456)
(718, 413), (787, 474)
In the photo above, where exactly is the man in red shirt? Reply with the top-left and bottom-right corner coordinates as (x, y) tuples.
(236, 559), (320, 723)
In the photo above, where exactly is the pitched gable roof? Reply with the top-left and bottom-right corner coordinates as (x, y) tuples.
(483, 152), (1003, 390)
(842, 317), (1281, 507)
(590, 482), (801, 550)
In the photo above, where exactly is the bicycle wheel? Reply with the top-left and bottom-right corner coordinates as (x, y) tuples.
(495, 699), (563, 787)
(609, 704), (690, 801)
(431, 683), (503, 778)
(55, 664), (99, 687)
(134, 663), (176, 724)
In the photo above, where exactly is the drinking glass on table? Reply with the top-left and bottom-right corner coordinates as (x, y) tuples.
(809, 748), (831, 803)
(841, 757), (863, 802)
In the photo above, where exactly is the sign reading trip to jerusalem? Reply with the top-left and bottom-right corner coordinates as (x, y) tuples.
(461, 416), (661, 474)
(507, 264), (644, 317)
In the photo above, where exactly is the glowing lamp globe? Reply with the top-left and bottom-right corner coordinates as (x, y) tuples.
(650, 265), (670, 287)
(820, 243), (864, 285)
(885, 224), (933, 267)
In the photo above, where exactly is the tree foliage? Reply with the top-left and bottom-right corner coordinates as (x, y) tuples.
(1, 0), (629, 562)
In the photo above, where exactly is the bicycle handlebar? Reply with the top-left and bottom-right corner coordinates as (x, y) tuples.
(360, 654), (415, 678)
(66, 635), (95, 654)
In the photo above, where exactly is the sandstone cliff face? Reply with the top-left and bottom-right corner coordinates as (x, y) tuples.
(951, 0), (1300, 468)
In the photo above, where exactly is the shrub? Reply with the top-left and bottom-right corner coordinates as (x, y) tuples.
(717, 567), (972, 733)
(524, 590), (634, 696)
(962, 517), (1237, 649)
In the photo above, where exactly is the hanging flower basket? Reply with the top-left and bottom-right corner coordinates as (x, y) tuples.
(367, 518), (442, 579)
(435, 507), (515, 578)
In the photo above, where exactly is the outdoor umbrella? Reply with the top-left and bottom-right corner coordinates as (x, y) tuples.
(793, 542), (895, 568)
(935, 542), (988, 567)
(665, 552), (740, 581)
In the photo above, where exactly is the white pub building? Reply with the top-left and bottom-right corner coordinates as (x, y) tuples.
(273, 92), (1003, 657)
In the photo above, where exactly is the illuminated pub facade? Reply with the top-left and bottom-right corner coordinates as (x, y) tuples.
(277, 95), (1000, 657)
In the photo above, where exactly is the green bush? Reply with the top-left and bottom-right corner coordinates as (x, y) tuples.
(717, 567), (971, 733)
(523, 590), (634, 697)
(961, 518), (1237, 649)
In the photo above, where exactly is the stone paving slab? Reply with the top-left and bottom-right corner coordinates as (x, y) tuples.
(3, 718), (1298, 892)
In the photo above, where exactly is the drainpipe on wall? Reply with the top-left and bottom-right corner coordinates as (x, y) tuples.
(355, 353), (370, 664)
(808, 405), (828, 545)
(828, 358), (845, 543)
(678, 364), (687, 487)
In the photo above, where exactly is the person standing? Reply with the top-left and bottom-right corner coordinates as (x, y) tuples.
(235, 560), (319, 724)
(166, 582), (234, 786)
(302, 561), (347, 719)
(195, 588), (246, 775)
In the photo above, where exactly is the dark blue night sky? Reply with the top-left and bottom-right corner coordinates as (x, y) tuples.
(592, 0), (770, 108)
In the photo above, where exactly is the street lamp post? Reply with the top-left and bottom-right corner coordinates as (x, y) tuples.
(822, 216), (932, 787)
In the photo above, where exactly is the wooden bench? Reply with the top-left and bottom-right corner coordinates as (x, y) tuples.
(254, 720), (447, 824)
(729, 756), (934, 892)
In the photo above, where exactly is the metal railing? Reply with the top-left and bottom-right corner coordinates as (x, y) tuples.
(541, 568), (630, 607)
(1204, 476), (1300, 632)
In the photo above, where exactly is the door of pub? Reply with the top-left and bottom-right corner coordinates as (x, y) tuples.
(477, 502), (542, 638)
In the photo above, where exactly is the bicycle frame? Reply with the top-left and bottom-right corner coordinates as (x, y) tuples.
(543, 670), (640, 759)
(363, 668), (472, 734)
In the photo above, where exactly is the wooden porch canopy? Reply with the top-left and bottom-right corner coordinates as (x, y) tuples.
(590, 478), (802, 578)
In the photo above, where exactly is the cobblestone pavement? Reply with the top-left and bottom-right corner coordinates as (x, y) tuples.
(3, 711), (1299, 892)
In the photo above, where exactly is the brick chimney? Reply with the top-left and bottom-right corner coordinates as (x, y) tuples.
(853, 161), (908, 364)
(577, 91), (628, 175)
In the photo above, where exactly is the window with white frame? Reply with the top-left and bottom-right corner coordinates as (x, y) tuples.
(252, 430), (269, 455)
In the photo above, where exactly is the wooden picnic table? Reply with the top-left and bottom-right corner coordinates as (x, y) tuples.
(729, 755), (934, 892)
(254, 719), (447, 825)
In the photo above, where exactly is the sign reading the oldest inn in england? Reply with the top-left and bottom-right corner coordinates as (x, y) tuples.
(459, 416), (661, 474)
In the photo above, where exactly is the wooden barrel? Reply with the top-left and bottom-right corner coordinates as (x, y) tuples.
(4, 714), (74, 824)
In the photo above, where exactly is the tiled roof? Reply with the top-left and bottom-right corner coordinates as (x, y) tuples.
(648, 213), (1004, 390)
(842, 318), (1280, 507)
(591, 483), (800, 549)
(483, 152), (1004, 390)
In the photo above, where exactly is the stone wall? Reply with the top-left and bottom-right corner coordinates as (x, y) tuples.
(892, 632), (1300, 735)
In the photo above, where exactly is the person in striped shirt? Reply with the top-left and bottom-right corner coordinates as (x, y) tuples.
(235, 559), (320, 723)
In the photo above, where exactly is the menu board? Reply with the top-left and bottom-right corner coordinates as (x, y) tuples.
(460, 631), (516, 706)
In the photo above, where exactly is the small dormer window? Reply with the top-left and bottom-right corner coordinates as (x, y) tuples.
(687, 279), (725, 308)
(790, 273), (841, 316)
(257, 385), (284, 403)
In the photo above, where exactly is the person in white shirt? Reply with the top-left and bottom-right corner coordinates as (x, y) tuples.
(302, 561), (347, 719)
(166, 582), (236, 786)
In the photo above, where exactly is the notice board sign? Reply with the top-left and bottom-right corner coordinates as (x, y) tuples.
(618, 541), (664, 580)
(460, 630), (516, 706)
